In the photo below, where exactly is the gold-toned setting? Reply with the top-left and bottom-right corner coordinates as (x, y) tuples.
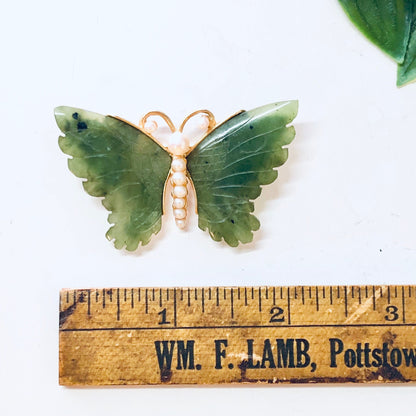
(137, 109), (219, 227)
(115, 110), (244, 228)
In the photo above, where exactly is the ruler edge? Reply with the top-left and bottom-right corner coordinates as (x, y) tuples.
(59, 284), (416, 386)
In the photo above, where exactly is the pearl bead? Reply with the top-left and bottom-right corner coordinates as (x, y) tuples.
(171, 172), (187, 186)
(175, 219), (186, 229)
(172, 198), (185, 209)
(172, 185), (187, 198)
(171, 158), (186, 172)
(173, 208), (186, 220)
(167, 132), (190, 156)
(199, 115), (210, 130)
(144, 120), (158, 133)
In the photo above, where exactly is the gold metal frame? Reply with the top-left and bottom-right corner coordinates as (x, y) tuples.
(113, 109), (245, 218)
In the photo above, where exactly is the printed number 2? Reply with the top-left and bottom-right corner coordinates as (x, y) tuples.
(158, 308), (171, 325)
(385, 305), (399, 322)
(269, 306), (285, 323)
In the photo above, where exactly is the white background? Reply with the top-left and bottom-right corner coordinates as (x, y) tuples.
(1, 0), (415, 414)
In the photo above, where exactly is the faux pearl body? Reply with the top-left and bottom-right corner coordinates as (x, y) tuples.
(170, 155), (188, 229)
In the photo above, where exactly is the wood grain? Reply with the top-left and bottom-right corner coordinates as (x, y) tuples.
(59, 286), (416, 385)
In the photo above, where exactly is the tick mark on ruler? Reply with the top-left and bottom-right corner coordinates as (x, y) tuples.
(344, 286), (348, 317)
(87, 290), (91, 316)
(145, 289), (148, 314)
(258, 288), (262, 312)
(117, 288), (120, 321)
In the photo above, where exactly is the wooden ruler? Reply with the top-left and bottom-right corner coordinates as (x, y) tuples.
(59, 285), (416, 385)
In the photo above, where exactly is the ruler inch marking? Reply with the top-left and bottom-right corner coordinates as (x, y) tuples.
(231, 288), (234, 319)
(173, 288), (177, 327)
(117, 288), (120, 321)
(145, 289), (148, 314)
(258, 288), (262, 312)
(87, 289), (91, 316)
(344, 286), (348, 317)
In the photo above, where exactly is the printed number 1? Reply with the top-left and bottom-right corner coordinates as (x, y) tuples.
(158, 308), (171, 325)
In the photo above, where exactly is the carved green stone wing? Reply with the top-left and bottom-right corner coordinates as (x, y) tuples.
(187, 101), (298, 247)
(339, 0), (413, 64)
(55, 106), (171, 250)
(398, 6), (416, 86)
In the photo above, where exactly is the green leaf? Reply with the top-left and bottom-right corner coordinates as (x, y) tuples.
(187, 101), (298, 247)
(339, 0), (414, 64)
(397, 8), (416, 85)
(55, 106), (171, 250)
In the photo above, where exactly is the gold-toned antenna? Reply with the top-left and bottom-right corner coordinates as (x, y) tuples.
(179, 110), (216, 133)
(139, 111), (176, 133)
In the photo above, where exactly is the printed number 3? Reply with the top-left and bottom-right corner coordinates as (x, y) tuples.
(385, 305), (399, 322)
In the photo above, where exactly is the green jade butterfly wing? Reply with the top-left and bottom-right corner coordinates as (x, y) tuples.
(187, 101), (298, 247)
(55, 107), (171, 251)
(338, 0), (414, 64)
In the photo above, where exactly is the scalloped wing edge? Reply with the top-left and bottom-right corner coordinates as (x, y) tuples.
(55, 106), (168, 251)
(195, 100), (298, 247)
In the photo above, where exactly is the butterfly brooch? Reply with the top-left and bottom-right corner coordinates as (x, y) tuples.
(55, 101), (298, 250)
